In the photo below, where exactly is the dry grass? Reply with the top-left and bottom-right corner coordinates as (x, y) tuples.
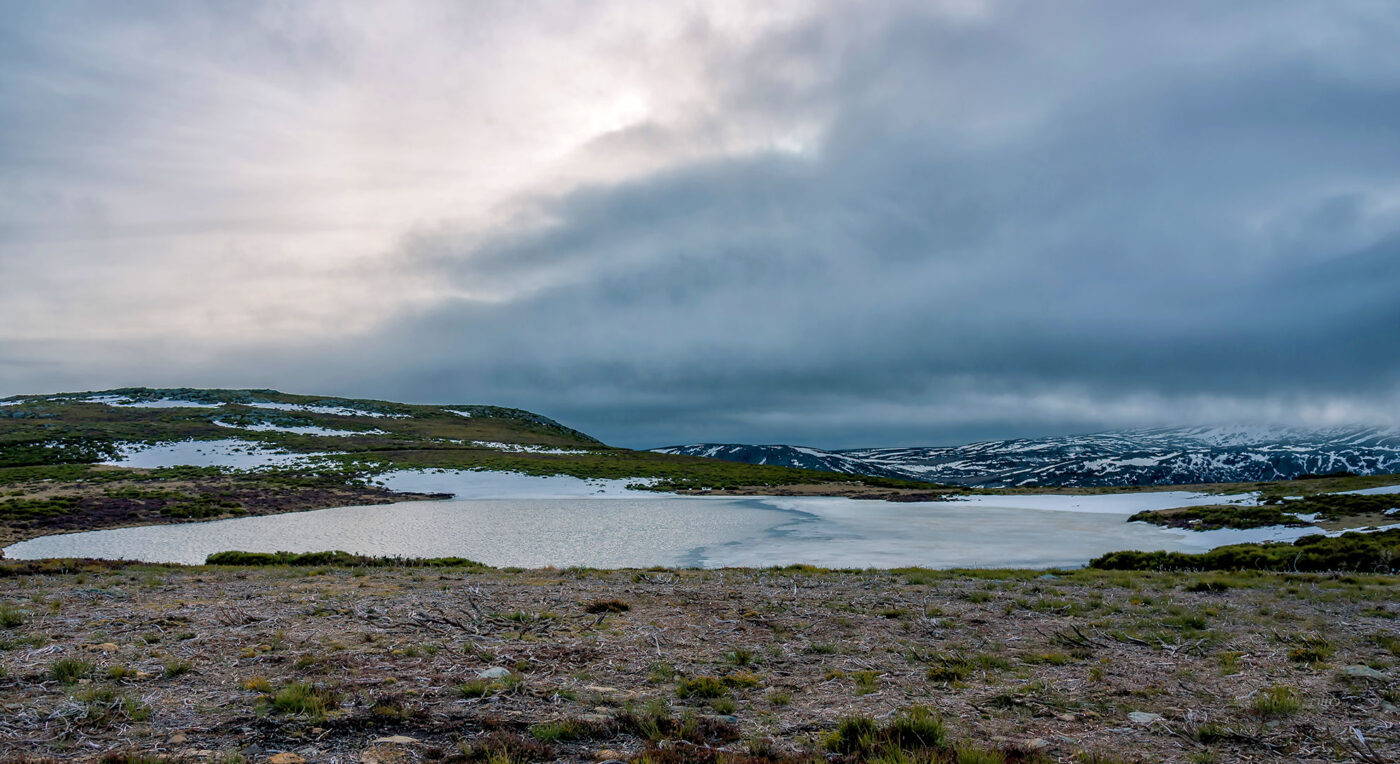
(0, 562), (1397, 763)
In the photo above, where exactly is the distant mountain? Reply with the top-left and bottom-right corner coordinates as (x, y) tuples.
(653, 426), (1400, 488)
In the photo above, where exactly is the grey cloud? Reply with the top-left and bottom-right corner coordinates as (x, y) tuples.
(3, 1), (1400, 448)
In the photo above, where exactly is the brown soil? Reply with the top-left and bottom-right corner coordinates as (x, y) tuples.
(1, 563), (1396, 763)
(0, 476), (449, 547)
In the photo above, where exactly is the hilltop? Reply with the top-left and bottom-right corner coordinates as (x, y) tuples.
(656, 425), (1400, 488)
(0, 388), (932, 546)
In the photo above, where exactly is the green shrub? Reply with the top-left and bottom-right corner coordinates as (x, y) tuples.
(676, 676), (729, 699)
(824, 705), (947, 756)
(1251, 685), (1301, 719)
(51, 657), (94, 683)
(270, 682), (339, 718)
(206, 550), (489, 569)
(1091, 529), (1400, 573)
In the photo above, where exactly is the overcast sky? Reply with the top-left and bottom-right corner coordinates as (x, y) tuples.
(3, 0), (1399, 448)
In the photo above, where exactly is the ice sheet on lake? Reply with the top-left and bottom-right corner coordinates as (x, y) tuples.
(942, 490), (1257, 515)
(9, 488), (1398, 570)
(104, 439), (334, 469)
(373, 469), (656, 499)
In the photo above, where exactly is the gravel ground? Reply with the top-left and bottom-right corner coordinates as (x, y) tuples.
(0, 562), (1397, 763)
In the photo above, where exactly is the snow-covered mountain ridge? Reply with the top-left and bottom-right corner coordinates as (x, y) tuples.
(653, 426), (1400, 488)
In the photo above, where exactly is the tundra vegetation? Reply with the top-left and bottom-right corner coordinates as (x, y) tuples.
(1, 559), (1398, 762)
(3, 390), (1400, 761)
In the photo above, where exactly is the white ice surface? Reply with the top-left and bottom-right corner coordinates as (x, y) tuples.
(103, 440), (334, 469)
(373, 469), (656, 499)
(943, 490), (1258, 515)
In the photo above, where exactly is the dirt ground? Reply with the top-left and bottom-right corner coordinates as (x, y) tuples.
(1, 562), (1397, 763)
(0, 477), (449, 548)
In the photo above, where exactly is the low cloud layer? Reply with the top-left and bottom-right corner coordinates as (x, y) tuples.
(3, 1), (1399, 447)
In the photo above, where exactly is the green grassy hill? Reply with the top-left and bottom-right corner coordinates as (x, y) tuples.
(0, 387), (930, 490)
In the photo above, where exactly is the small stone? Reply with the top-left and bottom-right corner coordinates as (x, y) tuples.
(372, 736), (421, 745)
(583, 684), (622, 694)
(360, 746), (411, 764)
(476, 667), (511, 679)
(269, 754), (306, 764)
(1341, 665), (1389, 681)
(1024, 738), (1050, 751)
(1128, 711), (1165, 725)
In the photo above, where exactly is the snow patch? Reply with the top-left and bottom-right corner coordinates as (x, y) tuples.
(83, 395), (221, 409)
(103, 439), (336, 469)
(244, 401), (408, 418)
(1338, 484), (1400, 496)
(470, 441), (590, 455)
(213, 421), (384, 437)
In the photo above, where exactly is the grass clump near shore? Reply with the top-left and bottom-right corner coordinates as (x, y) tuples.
(1271, 492), (1400, 520)
(1091, 528), (1400, 572)
(204, 549), (490, 569)
(1127, 505), (1311, 530)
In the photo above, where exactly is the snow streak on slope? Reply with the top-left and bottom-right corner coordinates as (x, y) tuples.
(654, 427), (1400, 488)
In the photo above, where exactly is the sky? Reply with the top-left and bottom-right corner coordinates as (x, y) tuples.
(2, 0), (1399, 449)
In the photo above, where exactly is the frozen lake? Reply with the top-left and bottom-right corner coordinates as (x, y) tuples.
(1, 470), (1325, 568)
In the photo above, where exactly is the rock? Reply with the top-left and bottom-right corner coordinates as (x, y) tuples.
(1128, 711), (1165, 725)
(1341, 665), (1389, 681)
(360, 746), (413, 764)
(269, 754), (306, 764)
(372, 736), (421, 745)
(1024, 738), (1050, 751)
(477, 667), (512, 679)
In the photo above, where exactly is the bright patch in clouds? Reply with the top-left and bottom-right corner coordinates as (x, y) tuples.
(2, 0), (1399, 448)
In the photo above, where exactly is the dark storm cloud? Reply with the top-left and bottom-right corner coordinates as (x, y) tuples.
(3, 1), (1400, 448)
(300, 1), (1400, 446)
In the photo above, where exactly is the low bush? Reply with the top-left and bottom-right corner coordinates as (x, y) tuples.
(1091, 529), (1400, 573)
(206, 550), (489, 569)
